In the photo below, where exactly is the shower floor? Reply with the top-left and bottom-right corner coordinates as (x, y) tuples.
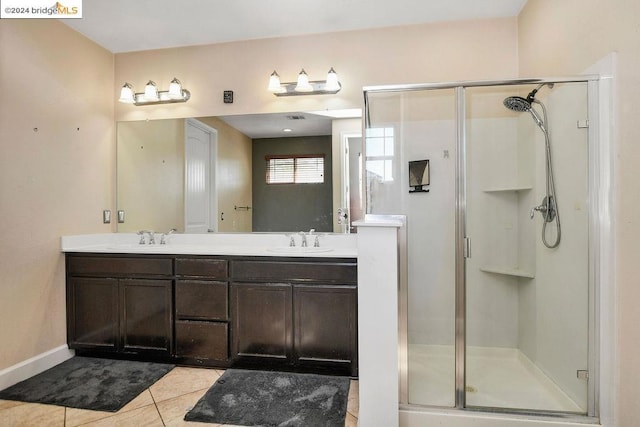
(407, 344), (584, 412)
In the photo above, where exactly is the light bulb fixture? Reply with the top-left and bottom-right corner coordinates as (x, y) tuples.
(118, 78), (191, 106)
(167, 78), (183, 99)
(143, 80), (159, 101)
(324, 67), (340, 92)
(118, 83), (135, 104)
(268, 67), (342, 96)
(294, 69), (313, 92)
(268, 70), (284, 93)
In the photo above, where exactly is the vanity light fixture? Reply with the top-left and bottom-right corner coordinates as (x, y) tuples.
(117, 77), (191, 106)
(268, 68), (342, 96)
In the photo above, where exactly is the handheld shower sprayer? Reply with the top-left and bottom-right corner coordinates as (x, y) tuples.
(503, 83), (554, 132)
(503, 83), (561, 248)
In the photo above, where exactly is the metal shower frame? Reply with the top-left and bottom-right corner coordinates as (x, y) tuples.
(362, 75), (603, 422)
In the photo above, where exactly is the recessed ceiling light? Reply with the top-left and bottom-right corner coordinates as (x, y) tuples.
(283, 128), (293, 132)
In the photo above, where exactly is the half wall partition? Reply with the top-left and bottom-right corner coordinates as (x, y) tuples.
(363, 77), (601, 420)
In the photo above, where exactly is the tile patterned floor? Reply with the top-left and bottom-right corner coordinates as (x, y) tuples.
(0, 367), (359, 426)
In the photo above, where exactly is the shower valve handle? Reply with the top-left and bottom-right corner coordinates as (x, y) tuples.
(530, 204), (547, 219)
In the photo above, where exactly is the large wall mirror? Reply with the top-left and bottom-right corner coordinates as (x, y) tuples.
(116, 110), (363, 234)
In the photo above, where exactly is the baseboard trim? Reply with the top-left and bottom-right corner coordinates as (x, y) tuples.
(0, 345), (75, 391)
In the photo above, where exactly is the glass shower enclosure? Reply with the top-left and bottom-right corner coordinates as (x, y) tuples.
(363, 77), (598, 418)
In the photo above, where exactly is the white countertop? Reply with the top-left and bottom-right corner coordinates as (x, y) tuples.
(61, 233), (358, 258)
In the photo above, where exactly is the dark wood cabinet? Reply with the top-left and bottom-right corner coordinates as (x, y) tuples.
(231, 283), (293, 363)
(66, 255), (173, 357)
(174, 257), (230, 365)
(66, 253), (357, 375)
(120, 279), (172, 354)
(293, 285), (358, 375)
(229, 258), (358, 376)
(67, 277), (118, 350)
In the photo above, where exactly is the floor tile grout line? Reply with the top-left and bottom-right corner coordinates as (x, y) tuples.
(154, 399), (167, 426)
(148, 386), (168, 426)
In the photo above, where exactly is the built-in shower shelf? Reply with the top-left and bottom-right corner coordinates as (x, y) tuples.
(483, 186), (533, 193)
(480, 266), (535, 279)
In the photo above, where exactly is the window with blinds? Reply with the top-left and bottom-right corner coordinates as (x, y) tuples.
(265, 154), (325, 184)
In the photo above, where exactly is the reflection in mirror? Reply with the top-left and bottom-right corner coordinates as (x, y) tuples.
(116, 111), (362, 234)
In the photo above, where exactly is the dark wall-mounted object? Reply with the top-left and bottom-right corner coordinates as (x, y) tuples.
(223, 90), (234, 103)
(409, 159), (430, 193)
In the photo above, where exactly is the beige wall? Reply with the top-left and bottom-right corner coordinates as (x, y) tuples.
(113, 18), (518, 122)
(116, 119), (185, 232)
(0, 20), (114, 368)
(519, 1), (640, 424)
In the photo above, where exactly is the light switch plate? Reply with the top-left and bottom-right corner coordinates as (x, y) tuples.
(103, 210), (111, 224)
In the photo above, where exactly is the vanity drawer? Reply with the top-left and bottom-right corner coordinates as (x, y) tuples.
(67, 255), (172, 277)
(230, 260), (357, 284)
(175, 257), (228, 279)
(175, 320), (228, 361)
(175, 280), (228, 320)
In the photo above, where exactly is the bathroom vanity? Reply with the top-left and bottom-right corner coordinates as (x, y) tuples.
(62, 233), (358, 377)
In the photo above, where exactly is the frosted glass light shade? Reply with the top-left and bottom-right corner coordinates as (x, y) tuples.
(294, 69), (313, 92)
(118, 83), (135, 103)
(268, 71), (284, 92)
(143, 80), (159, 101)
(167, 78), (183, 99)
(325, 67), (340, 91)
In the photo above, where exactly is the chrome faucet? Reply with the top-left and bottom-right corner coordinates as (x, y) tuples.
(285, 234), (296, 247)
(137, 230), (153, 244)
(298, 229), (316, 248)
(160, 228), (177, 245)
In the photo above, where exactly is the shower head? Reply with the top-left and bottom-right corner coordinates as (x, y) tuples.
(503, 83), (554, 132)
(503, 82), (554, 112)
(503, 96), (532, 112)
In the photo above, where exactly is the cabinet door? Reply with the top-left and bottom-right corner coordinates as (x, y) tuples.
(230, 283), (292, 363)
(67, 277), (118, 351)
(120, 279), (172, 355)
(175, 320), (228, 361)
(293, 285), (358, 376)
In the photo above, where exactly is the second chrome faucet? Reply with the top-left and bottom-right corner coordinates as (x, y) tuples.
(137, 228), (177, 245)
(287, 229), (320, 248)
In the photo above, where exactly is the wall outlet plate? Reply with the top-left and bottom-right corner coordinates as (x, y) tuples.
(223, 90), (234, 103)
(117, 210), (125, 223)
(102, 210), (111, 224)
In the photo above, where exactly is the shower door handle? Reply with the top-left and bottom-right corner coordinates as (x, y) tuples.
(463, 237), (471, 258)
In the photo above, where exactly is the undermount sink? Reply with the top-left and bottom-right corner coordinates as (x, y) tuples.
(267, 246), (333, 254)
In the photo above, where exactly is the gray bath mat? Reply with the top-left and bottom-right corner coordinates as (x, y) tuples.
(0, 356), (174, 412)
(184, 369), (350, 426)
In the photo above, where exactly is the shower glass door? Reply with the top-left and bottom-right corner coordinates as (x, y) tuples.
(463, 82), (590, 413)
(364, 87), (457, 407)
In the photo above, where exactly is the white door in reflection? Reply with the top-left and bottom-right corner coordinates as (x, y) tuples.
(185, 119), (217, 233)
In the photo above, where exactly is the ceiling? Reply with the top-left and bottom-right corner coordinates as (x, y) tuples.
(66, 0), (526, 138)
(216, 110), (364, 139)
(62, 0), (527, 53)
